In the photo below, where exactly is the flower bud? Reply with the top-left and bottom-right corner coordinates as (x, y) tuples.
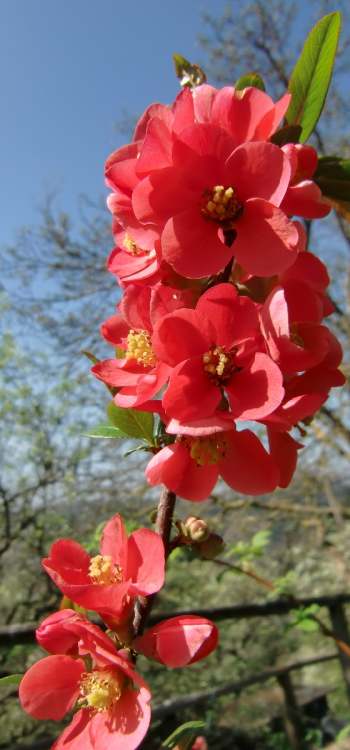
(197, 532), (225, 560)
(184, 516), (210, 542)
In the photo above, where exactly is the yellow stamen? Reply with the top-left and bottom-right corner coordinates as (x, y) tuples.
(202, 185), (242, 223)
(89, 555), (123, 585)
(183, 436), (228, 467)
(202, 346), (234, 383)
(126, 330), (156, 367)
(79, 670), (124, 712)
(123, 233), (143, 256)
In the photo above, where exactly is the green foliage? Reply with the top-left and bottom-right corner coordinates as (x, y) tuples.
(314, 156), (350, 201)
(289, 605), (320, 632)
(0, 674), (22, 687)
(235, 72), (265, 91)
(337, 723), (350, 741)
(107, 401), (154, 442)
(226, 529), (271, 562)
(270, 124), (302, 146)
(173, 53), (207, 88)
(162, 721), (205, 748)
(286, 12), (342, 141)
(84, 424), (126, 439)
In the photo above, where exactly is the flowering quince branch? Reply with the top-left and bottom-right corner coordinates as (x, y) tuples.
(18, 12), (347, 749)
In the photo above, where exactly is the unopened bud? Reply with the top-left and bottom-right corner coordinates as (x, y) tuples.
(184, 516), (210, 542)
(197, 532), (225, 560)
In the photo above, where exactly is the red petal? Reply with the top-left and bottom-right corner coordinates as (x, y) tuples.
(153, 308), (208, 366)
(136, 117), (172, 175)
(220, 430), (279, 494)
(119, 285), (152, 332)
(52, 709), (92, 750)
(92, 360), (143, 387)
(161, 208), (233, 278)
(196, 283), (258, 348)
(126, 529), (165, 596)
(132, 168), (191, 224)
(100, 514), (128, 570)
(234, 199), (300, 276)
(268, 430), (302, 488)
(43, 540), (90, 584)
(19, 655), (83, 720)
(101, 314), (129, 346)
(89, 686), (151, 750)
(224, 142), (290, 205)
(227, 353), (284, 420)
(134, 615), (218, 667)
(162, 358), (221, 421)
(145, 443), (218, 501)
(281, 181), (331, 219)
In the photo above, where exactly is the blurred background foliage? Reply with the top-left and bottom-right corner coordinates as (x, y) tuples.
(1, 1), (350, 747)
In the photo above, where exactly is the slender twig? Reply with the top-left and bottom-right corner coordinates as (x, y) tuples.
(213, 558), (275, 591)
(132, 487), (176, 638)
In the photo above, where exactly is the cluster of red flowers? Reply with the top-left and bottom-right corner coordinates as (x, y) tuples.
(19, 81), (344, 750)
(92, 83), (344, 501)
(20, 515), (218, 748)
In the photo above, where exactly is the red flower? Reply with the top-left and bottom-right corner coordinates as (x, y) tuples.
(19, 639), (151, 750)
(133, 615), (218, 668)
(133, 123), (302, 278)
(92, 284), (195, 409)
(42, 514), (165, 623)
(145, 413), (279, 500)
(153, 283), (284, 422)
(260, 286), (335, 374)
(281, 144), (331, 219)
(36, 609), (117, 657)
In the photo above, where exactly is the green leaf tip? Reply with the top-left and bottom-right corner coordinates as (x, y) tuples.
(235, 72), (265, 91)
(173, 53), (206, 88)
(286, 11), (342, 142)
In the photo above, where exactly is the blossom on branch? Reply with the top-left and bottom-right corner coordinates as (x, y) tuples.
(42, 514), (165, 624)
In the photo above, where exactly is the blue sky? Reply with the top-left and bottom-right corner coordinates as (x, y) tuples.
(0, 0), (231, 247)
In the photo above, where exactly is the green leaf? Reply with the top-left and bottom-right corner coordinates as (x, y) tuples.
(107, 401), (154, 442)
(286, 12), (342, 142)
(84, 424), (126, 439)
(235, 72), (265, 91)
(270, 124), (302, 146)
(0, 674), (22, 687)
(82, 350), (100, 365)
(162, 721), (205, 749)
(314, 156), (350, 201)
(173, 54), (206, 88)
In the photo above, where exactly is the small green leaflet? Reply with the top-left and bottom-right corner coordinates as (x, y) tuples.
(314, 156), (350, 201)
(162, 721), (205, 749)
(173, 54), (206, 88)
(84, 425), (126, 439)
(0, 674), (22, 687)
(235, 72), (265, 91)
(107, 401), (154, 443)
(286, 12), (342, 142)
(270, 124), (302, 146)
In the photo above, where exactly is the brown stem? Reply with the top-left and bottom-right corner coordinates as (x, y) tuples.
(213, 558), (275, 591)
(132, 487), (176, 638)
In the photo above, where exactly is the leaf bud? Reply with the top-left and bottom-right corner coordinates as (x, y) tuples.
(183, 516), (210, 542)
(197, 532), (225, 560)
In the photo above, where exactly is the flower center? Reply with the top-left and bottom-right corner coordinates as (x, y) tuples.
(88, 555), (123, 585)
(125, 330), (156, 367)
(123, 233), (143, 255)
(183, 436), (229, 466)
(202, 346), (235, 384)
(79, 670), (124, 712)
(201, 185), (242, 224)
